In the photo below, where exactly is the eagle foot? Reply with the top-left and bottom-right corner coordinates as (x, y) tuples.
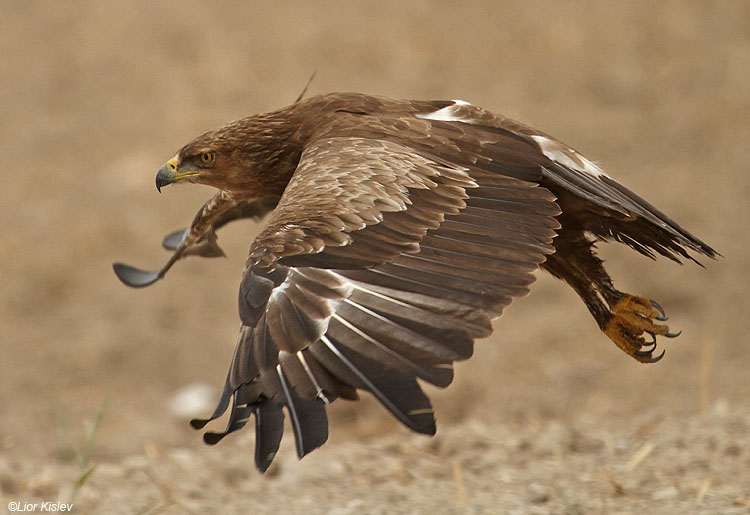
(603, 295), (680, 363)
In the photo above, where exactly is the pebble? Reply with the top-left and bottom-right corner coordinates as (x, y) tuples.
(652, 486), (679, 500)
(29, 469), (58, 497)
(169, 383), (217, 419)
(526, 482), (550, 504)
(0, 458), (20, 495)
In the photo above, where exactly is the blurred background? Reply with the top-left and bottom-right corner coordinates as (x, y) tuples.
(1, 1), (748, 512)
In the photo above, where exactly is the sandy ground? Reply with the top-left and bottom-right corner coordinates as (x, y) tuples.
(1, 1), (749, 513)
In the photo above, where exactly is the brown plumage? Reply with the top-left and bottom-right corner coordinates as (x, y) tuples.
(114, 92), (718, 472)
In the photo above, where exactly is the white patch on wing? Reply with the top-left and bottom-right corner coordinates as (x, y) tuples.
(416, 100), (473, 123)
(530, 135), (608, 178)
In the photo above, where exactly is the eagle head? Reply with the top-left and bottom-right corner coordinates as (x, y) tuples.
(155, 113), (302, 195)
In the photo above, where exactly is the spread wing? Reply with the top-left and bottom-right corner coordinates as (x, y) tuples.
(191, 136), (561, 471)
(113, 193), (278, 288)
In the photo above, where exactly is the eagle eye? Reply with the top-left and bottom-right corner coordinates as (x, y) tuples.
(200, 151), (215, 165)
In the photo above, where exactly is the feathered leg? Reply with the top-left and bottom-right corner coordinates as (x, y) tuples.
(541, 228), (679, 363)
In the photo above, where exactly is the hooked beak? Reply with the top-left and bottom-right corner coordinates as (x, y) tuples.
(155, 164), (174, 192)
(155, 155), (200, 192)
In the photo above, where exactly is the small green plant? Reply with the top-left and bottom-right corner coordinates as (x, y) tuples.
(68, 397), (108, 506)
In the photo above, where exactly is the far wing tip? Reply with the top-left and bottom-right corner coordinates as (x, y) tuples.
(112, 263), (161, 288)
(162, 229), (188, 251)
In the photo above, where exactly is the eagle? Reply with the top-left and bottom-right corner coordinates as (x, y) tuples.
(114, 92), (717, 472)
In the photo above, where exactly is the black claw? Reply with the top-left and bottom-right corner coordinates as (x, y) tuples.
(645, 349), (666, 363)
(650, 300), (668, 321)
(664, 330), (682, 338)
(634, 334), (657, 357)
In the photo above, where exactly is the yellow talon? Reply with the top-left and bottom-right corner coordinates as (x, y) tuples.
(603, 295), (675, 363)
